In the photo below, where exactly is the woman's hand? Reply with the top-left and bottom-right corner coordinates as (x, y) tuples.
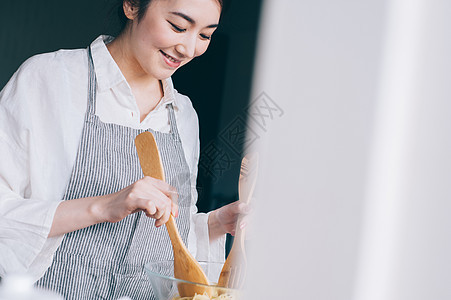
(207, 200), (251, 241)
(48, 176), (178, 237)
(97, 176), (178, 227)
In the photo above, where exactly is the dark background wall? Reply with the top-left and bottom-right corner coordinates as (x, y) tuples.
(0, 1), (262, 214)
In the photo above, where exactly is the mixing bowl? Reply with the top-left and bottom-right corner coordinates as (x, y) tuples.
(145, 260), (240, 300)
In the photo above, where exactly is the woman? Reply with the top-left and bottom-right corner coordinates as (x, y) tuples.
(0, 0), (247, 298)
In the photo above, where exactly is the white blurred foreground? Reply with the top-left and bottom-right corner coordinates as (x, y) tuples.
(245, 0), (451, 299)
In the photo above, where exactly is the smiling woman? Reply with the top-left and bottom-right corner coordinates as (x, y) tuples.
(0, 0), (251, 299)
(106, 0), (222, 120)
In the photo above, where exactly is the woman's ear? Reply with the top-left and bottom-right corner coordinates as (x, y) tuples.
(123, 0), (137, 20)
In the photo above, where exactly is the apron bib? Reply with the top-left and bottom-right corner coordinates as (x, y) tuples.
(36, 47), (192, 300)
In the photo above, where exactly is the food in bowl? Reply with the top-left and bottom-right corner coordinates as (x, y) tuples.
(173, 293), (236, 300)
(145, 261), (240, 300)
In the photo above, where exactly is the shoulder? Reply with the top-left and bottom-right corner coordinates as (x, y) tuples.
(173, 89), (199, 125)
(16, 48), (87, 83)
(2, 48), (87, 102)
(0, 47), (88, 127)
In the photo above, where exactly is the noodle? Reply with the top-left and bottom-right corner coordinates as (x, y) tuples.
(173, 293), (236, 300)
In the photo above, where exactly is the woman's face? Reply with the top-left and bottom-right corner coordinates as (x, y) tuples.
(125, 0), (221, 80)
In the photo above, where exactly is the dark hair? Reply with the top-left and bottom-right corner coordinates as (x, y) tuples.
(115, 0), (224, 35)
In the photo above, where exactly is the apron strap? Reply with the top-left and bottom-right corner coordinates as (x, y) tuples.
(86, 46), (97, 116)
(166, 103), (181, 139)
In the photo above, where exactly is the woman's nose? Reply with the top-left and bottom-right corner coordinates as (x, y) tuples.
(175, 35), (198, 59)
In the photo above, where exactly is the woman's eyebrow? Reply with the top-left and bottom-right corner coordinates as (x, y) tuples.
(170, 11), (219, 28)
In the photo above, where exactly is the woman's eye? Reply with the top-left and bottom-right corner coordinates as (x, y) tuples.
(200, 34), (211, 40)
(168, 21), (186, 33)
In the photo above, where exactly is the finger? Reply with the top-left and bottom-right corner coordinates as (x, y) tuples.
(154, 197), (172, 226)
(240, 221), (247, 230)
(143, 176), (177, 196)
(143, 201), (157, 217)
(168, 189), (178, 206)
(142, 177), (179, 205)
(238, 202), (251, 214)
(171, 201), (179, 218)
(158, 182), (179, 205)
(155, 205), (171, 227)
(239, 213), (250, 228)
(160, 184), (178, 206)
(224, 201), (245, 216)
(151, 201), (167, 220)
(154, 193), (174, 219)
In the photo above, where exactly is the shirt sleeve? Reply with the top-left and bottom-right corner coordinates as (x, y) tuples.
(178, 100), (226, 263)
(191, 142), (226, 263)
(0, 58), (63, 280)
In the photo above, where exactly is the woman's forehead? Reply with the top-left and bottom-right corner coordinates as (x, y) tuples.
(150, 0), (221, 24)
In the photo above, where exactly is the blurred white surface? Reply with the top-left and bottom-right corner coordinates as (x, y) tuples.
(0, 274), (63, 300)
(245, 0), (451, 299)
(354, 0), (451, 299)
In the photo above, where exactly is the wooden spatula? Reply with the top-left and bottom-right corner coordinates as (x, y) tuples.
(217, 153), (259, 288)
(135, 131), (211, 297)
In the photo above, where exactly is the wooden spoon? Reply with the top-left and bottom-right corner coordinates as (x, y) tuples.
(135, 131), (211, 297)
(217, 153), (259, 288)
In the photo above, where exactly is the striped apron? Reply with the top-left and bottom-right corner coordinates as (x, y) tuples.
(36, 47), (192, 300)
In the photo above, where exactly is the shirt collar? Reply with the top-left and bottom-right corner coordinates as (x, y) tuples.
(89, 35), (177, 108)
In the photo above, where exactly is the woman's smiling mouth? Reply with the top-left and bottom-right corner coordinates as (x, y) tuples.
(160, 50), (181, 68)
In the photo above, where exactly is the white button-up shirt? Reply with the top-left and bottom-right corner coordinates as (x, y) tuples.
(0, 35), (225, 281)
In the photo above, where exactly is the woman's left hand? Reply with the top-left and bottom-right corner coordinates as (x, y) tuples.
(207, 200), (251, 241)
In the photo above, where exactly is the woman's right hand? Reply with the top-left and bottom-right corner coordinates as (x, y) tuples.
(49, 176), (178, 237)
(96, 176), (179, 227)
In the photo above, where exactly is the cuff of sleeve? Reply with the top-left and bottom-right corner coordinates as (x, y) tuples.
(0, 198), (63, 282)
(28, 199), (64, 282)
(194, 212), (226, 263)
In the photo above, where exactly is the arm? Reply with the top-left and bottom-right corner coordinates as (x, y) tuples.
(0, 101), (59, 276)
(48, 176), (178, 237)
